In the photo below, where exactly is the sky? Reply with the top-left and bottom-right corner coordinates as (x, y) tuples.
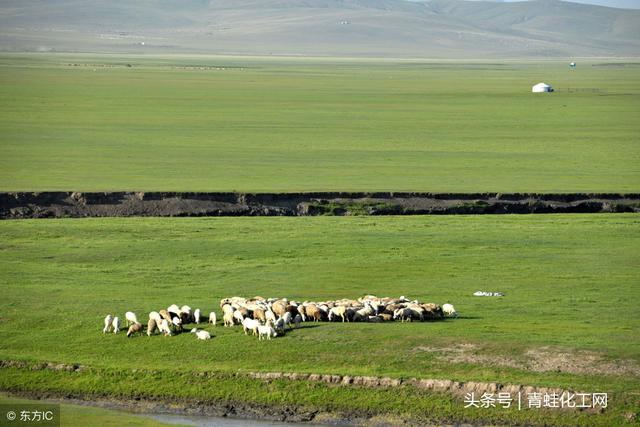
(411, 0), (640, 9)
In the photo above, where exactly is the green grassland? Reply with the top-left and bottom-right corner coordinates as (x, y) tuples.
(0, 54), (639, 193)
(1, 214), (639, 425)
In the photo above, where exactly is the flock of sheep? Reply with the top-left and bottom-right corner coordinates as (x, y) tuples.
(102, 295), (457, 341)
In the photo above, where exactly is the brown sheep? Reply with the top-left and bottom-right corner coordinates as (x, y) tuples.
(271, 301), (287, 318)
(253, 308), (266, 323)
(159, 309), (173, 323)
(379, 313), (393, 322)
(383, 303), (401, 315)
(127, 322), (143, 337)
(305, 304), (322, 322)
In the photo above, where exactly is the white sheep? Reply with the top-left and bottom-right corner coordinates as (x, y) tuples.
(147, 318), (157, 336)
(281, 312), (293, 330)
(208, 312), (217, 326)
(264, 309), (276, 324)
(242, 318), (260, 335)
(190, 328), (211, 340)
(193, 308), (201, 324)
(442, 303), (458, 318)
(221, 304), (234, 316)
(159, 319), (172, 336)
(257, 324), (277, 340)
(103, 314), (113, 333)
(328, 306), (348, 322)
(223, 311), (235, 327)
(125, 311), (138, 326)
(112, 316), (120, 334)
(233, 310), (244, 324)
(167, 304), (181, 315)
(149, 311), (162, 325)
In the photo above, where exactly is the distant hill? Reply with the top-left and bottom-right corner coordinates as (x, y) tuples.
(0, 0), (638, 57)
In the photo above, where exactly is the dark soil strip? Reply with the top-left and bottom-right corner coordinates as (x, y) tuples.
(1, 192), (639, 219)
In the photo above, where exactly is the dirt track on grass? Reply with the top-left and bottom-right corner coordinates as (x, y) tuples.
(1, 191), (639, 219)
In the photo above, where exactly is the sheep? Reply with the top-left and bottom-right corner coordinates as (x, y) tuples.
(442, 303), (458, 318)
(252, 308), (266, 323)
(233, 310), (245, 324)
(159, 319), (172, 336)
(112, 316), (120, 334)
(223, 311), (235, 327)
(406, 304), (426, 321)
(271, 300), (287, 318)
(393, 308), (412, 323)
(318, 305), (330, 320)
(297, 305), (307, 322)
(208, 312), (217, 326)
(422, 303), (444, 320)
(159, 309), (173, 324)
(294, 314), (302, 328)
(194, 309), (201, 324)
(264, 310), (276, 324)
(379, 313), (393, 322)
(221, 304), (234, 323)
(274, 317), (286, 333)
(125, 311), (138, 327)
(149, 311), (163, 325)
(147, 318), (158, 336)
(180, 306), (193, 323)
(329, 306), (348, 322)
(237, 307), (251, 319)
(281, 311), (293, 330)
(172, 316), (183, 332)
(103, 314), (113, 333)
(190, 328), (211, 340)
(126, 322), (143, 337)
(257, 324), (277, 340)
(305, 304), (322, 322)
(242, 318), (260, 336)
(167, 304), (181, 314)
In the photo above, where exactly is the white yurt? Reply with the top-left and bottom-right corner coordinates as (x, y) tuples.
(532, 82), (554, 93)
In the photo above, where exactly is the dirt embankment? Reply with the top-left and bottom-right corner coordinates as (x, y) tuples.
(1, 192), (639, 219)
(0, 359), (604, 426)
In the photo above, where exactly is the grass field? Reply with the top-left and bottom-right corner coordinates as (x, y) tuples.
(1, 214), (639, 425)
(0, 54), (639, 193)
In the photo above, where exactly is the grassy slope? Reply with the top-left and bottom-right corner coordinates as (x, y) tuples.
(0, 54), (639, 192)
(0, 215), (638, 425)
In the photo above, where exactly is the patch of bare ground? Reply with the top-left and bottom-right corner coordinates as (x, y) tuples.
(413, 344), (640, 377)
